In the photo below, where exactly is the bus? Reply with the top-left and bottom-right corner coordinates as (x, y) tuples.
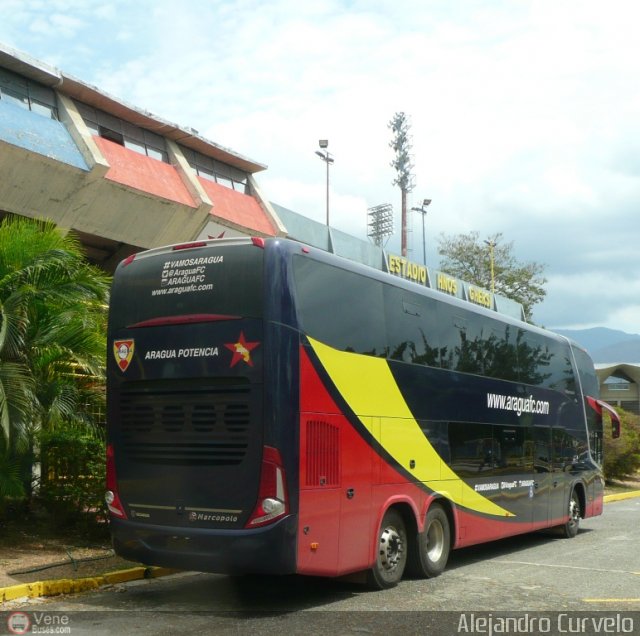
(106, 237), (620, 589)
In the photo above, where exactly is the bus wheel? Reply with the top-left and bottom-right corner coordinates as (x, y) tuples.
(561, 490), (581, 538)
(367, 509), (407, 589)
(407, 503), (450, 578)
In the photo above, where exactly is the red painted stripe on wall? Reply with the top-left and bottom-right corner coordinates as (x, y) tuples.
(198, 177), (276, 236)
(95, 137), (196, 207)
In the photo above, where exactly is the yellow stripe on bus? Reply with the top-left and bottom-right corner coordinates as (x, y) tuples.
(308, 337), (515, 518)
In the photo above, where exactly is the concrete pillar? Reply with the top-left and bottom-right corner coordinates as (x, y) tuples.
(56, 93), (109, 180)
(247, 174), (287, 237)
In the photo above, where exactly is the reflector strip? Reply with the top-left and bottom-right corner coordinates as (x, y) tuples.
(127, 314), (240, 328)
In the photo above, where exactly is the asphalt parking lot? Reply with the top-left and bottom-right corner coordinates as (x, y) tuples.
(3, 496), (638, 635)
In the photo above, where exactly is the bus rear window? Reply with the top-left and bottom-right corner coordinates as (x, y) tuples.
(109, 244), (263, 328)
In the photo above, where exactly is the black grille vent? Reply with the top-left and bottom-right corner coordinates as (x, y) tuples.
(119, 379), (253, 466)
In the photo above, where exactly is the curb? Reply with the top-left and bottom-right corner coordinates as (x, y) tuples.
(0, 566), (178, 603)
(603, 489), (640, 503)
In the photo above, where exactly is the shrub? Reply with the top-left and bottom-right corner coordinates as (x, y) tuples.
(37, 423), (106, 529)
(603, 408), (640, 483)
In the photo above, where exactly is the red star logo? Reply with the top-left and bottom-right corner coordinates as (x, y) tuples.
(225, 332), (260, 367)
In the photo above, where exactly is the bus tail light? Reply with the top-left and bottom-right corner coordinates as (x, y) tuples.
(105, 444), (127, 519)
(121, 253), (137, 267)
(245, 446), (288, 528)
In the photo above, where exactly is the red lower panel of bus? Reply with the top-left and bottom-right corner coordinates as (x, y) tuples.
(296, 346), (557, 577)
(585, 497), (603, 518)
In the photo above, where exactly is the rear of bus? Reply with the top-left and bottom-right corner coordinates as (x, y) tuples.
(106, 238), (297, 574)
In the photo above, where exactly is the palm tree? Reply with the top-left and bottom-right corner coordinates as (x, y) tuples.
(0, 216), (110, 502)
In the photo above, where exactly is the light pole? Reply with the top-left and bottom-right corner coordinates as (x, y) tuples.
(315, 139), (334, 227)
(411, 198), (432, 265)
(484, 239), (496, 294)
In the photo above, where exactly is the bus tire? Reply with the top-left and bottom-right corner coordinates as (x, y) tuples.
(406, 503), (450, 578)
(367, 508), (407, 589)
(561, 489), (581, 538)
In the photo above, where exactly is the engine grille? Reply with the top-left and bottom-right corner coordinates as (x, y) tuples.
(118, 379), (253, 466)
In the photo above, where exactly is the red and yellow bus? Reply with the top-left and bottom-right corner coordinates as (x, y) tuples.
(106, 237), (619, 588)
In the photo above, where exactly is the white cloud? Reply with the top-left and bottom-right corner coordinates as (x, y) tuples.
(2, 0), (640, 332)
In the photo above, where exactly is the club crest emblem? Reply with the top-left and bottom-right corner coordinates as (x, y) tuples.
(113, 339), (135, 372)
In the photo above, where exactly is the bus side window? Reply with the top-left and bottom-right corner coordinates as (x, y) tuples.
(448, 421), (496, 477)
(495, 425), (526, 474)
(572, 346), (605, 462)
(486, 324), (519, 382)
(293, 258), (386, 356)
(433, 304), (460, 370)
(518, 332), (576, 396)
(517, 331), (550, 387)
(384, 286), (438, 366)
(458, 318), (519, 382)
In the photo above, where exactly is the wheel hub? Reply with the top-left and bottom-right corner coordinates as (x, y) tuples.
(379, 526), (403, 572)
(427, 519), (444, 562)
(569, 498), (579, 525)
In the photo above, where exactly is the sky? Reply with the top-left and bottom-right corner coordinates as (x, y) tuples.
(1, 0), (640, 332)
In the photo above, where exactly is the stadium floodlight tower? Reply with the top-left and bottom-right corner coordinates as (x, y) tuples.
(315, 139), (334, 227)
(367, 203), (394, 247)
(411, 198), (432, 266)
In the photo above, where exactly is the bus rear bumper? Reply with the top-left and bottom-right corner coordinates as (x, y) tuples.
(110, 515), (297, 575)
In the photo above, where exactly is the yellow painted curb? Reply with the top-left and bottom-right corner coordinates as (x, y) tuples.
(102, 566), (148, 584)
(0, 566), (178, 603)
(604, 489), (640, 503)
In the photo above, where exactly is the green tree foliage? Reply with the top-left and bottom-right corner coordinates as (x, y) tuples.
(0, 216), (110, 515)
(603, 408), (640, 483)
(437, 231), (547, 320)
(39, 424), (106, 528)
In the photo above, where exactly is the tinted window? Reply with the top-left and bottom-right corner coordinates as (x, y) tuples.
(518, 332), (576, 395)
(457, 314), (519, 381)
(433, 304), (465, 370)
(420, 421), (450, 463)
(571, 346), (602, 463)
(448, 422), (528, 477)
(109, 244), (263, 328)
(572, 346), (598, 397)
(294, 255), (578, 396)
(293, 257), (386, 356)
(448, 422), (496, 477)
(553, 427), (588, 469)
(484, 323), (519, 382)
(384, 287), (439, 365)
(494, 425), (527, 475)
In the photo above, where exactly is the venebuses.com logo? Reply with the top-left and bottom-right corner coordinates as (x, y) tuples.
(7, 613), (30, 635)
(6, 611), (71, 634)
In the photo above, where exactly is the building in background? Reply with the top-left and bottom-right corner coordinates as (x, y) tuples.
(0, 43), (523, 323)
(0, 42), (286, 270)
(0, 42), (392, 273)
(596, 364), (640, 415)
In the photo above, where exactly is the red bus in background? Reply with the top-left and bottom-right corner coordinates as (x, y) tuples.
(106, 237), (620, 588)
